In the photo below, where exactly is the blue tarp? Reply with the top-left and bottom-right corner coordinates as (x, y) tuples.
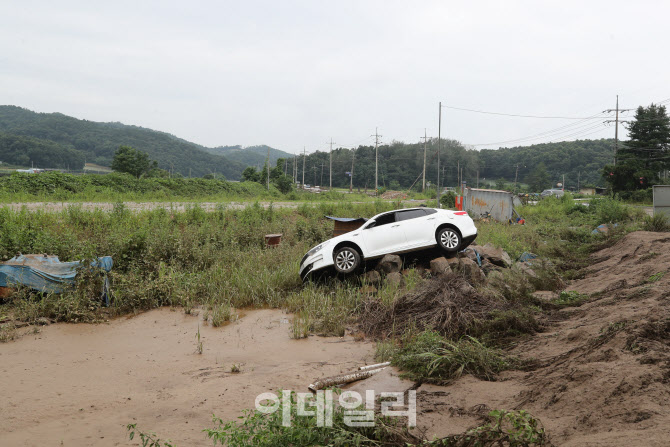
(0, 254), (113, 294)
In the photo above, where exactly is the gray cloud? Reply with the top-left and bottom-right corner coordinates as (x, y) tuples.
(1, 0), (668, 154)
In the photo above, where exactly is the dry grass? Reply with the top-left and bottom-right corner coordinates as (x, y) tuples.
(361, 274), (512, 339)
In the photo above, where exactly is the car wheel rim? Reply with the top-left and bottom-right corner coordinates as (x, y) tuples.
(441, 231), (459, 249)
(336, 250), (356, 270)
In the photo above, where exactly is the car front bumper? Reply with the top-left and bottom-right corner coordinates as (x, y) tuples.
(299, 253), (330, 281)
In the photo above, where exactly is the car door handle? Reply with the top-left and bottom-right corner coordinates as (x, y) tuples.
(427, 217), (436, 220)
(391, 224), (400, 227)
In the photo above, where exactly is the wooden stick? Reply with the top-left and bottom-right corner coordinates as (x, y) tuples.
(358, 361), (391, 371)
(308, 367), (385, 392)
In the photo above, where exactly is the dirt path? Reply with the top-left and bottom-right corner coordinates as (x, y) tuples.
(0, 199), (428, 213)
(0, 308), (375, 446)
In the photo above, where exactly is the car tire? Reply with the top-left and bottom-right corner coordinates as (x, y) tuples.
(437, 227), (461, 253)
(333, 247), (361, 274)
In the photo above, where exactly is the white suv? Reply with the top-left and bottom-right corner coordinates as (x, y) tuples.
(300, 207), (477, 280)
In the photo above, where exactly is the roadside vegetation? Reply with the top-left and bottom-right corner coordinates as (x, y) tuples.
(0, 171), (385, 203)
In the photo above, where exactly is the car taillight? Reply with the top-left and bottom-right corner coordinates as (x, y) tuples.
(454, 211), (468, 216)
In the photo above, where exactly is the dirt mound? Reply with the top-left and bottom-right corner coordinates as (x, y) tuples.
(510, 231), (670, 445)
(360, 274), (516, 339)
(358, 231), (670, 446)
(380, 190), (408, 200)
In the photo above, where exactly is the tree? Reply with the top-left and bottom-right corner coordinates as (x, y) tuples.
(604, 103), (670, 192)
(241, 166), (260, 182)
(525, 162), (551, 192)
(111, 146), (154, 178)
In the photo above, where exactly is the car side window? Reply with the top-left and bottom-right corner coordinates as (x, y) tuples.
(395, 209), (427, 221)
(372, 212), (395, 227)
(424, 209), (437, 215)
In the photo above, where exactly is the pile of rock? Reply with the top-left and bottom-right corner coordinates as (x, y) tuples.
(360, 243), (528, 292)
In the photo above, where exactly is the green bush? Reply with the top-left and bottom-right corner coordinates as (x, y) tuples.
(643, 213), (670, 232)
(391, 331), (514, 382)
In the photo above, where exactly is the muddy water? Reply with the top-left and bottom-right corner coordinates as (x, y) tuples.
(0, 308), (375, 446)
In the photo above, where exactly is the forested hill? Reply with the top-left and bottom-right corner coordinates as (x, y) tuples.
(293, 138), (615, 191)
(0, 106), (249, 178)
(205, 145), (293, 168)
(0, 105), (614, 189)
(478, 139), (614, 188)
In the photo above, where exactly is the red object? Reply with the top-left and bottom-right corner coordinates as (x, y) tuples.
(455, 196), (463, 211)
(454, 211), (468, 216)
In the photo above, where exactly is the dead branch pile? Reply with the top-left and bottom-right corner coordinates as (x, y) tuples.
(360, 274), (508, 339)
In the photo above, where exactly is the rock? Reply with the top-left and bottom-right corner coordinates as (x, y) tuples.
(477, 243), (513, 268)
(360, 285), (378, 295)
(460, 257), (486, 285)
(516, 261), (538, 278)
(376, 254), (402, 274)
(462, 248), (480, 265)
(447, 256), (462, 271)
(363, 270), (382, 286)
(35, 317), (51, 326)
(386, 272), (404, 287)
(429, 257), (452, 276)
(480, 258), (500, 276)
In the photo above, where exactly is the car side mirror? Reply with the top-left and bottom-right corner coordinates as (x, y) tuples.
(366, 220), (376, 229)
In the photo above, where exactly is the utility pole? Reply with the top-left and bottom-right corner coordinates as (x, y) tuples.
(577, 171), (581, 191)
(320, 162), (324, 187)
(562, 174), (565, 191)
(457, 160), (460, 187)
(614, 95), (619, 165)
(514, 164), (520, 193)
(604, 96), (633, 166)
(328, 138), (335, 190)
(476, 170), (479, 188)
(375, 128), (381, 195)
(437, 102), (442, 207)
(421, 129), (428, 192)
(302, 147), (306, 189)
(266, 146), (271, 190)
(350, 148), (355, 193)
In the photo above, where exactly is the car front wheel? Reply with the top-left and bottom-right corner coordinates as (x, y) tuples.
(437, 227), (461, 252)
(333, 247), (360, 274)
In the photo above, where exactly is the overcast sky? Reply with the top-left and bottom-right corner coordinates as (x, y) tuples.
(1, 1), (668, 154)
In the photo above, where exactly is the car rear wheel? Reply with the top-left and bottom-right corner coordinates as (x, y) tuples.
(437, 227), (461, 252)
(333, 247), (360, 274)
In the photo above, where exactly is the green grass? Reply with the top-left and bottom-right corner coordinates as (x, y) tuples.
(553, 291), (589, 307)
(387, 331), (515, 382)
(0, 171), (383, 204)
(0, 201), (400, 332)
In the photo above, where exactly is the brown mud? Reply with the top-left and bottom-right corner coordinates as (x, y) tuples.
(0, 308), (375, 446)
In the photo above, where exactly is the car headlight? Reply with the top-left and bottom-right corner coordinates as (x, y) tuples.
(307, 244), (323, 257)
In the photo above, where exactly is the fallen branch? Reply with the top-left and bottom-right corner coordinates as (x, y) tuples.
(308, 367), (385, 392)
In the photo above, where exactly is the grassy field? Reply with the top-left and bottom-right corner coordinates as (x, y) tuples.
(0, 171), (430, 203)
(0, 194), (650, 334)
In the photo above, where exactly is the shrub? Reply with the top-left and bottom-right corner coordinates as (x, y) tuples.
(643, 213), (670, 232)
(391, 331), (514, 382)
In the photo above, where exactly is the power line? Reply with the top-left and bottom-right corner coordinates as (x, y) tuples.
(441, 104), (611, 119)
(472, 112), (611, 147)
